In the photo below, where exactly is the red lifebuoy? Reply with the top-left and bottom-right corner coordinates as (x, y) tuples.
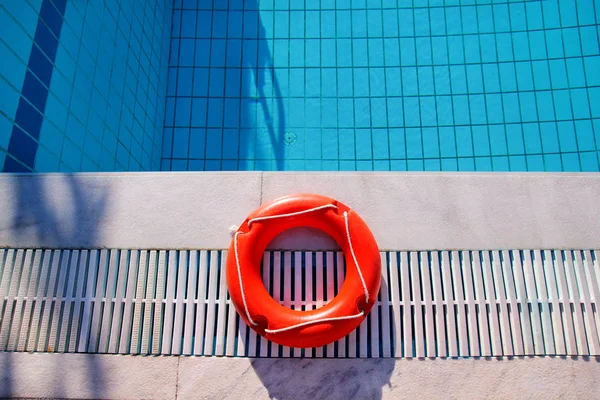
(226, 194), (381, 348)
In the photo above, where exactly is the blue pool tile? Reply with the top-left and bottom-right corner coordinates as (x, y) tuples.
(463, 36), (481, 64)
(584, 57), (600, 86)
(162, 128), (173, 158)
(535, 92), (555, 122)
(529, 32), (547, 61)
(21, 71), (48, 114)
(382, 9), (398, 37)
(505, 125), (525, 155)
(482, 65), (500, 92)
(508, 155), (527, 170)
(557, 122), (578, 152)
(406, 128), (423, 158)
(171, 159), (188, 171)
(416, 38), (432, 65)
(339, 129), (355, 160)
(566, 58), (586, 88)
(420, 97), (437, 127)
(422, 128), (439, 158)
(523, 123), (542, 154)
(205, 129), (222, 159)
(512, 33), (530, 61)
(498, 63), (517, 92)
(487, 126), (506, 156)
(440, 158), (457, 171)
(496, 34), (513, 62)
(418, 67), (434, 95)
(175, 97), (191, 126)
(571, 89), (591, 119)
(0, 113), (11, 150)
(172, 128), (189, 158)
(575, 120), (596, 152)
(35, 145), (61, 172)
(221, 160), (238, 171)
(580, 26), (599, 56)
(371, 98), (387, 128)
(437, 127), (455, 157)
(404, 98), (420, 127)
(447, 36), (464, 64)
(553, 90), (572, 120)
(540, 123), (560, 154)
(29, 45), (53, 87)
(176, 68), (193, 96)
(322, 98), (338, 128)
(355, 129), (372, 160)
(491, 156), (510, 172)
(452, 95), (470, 125)
(469, 95), (486, 125)
(338, 160), (356, 171)
(322, 129), (338, 159)
(369, 68), (385, 97)
(450, 66), (467, 94)
(519, 92), (538, 123)
(189, 128), (206, 159)
(561, 153), (581, 171)
(470, 126), (488, 157)
(526, 155), (544, 171)
(401, 67), (417, 95)
(501, 93), (520, 123)
(484, 94), (502, 124)
(590, 88), (600, 118)
(423, 159), (440, 171)
(580, 152), (600, 172)
(372, 160), (388, 171)
(563, 28), (582, 58)
(436, 96), (453, 126)
(389, 128), (405, 159)
(543, 154), (562, 172)
(532, 62), (551, 90)
(15, 98), (44, 140)
(515, 63), (534, 91)
(305, 129), (322, 159)
(474, 157), (492, 171)
(406, 159), (423, 170)
(431, 38), (448, 65)
(400, 38), (416, 66)
(457, 157), (474, 171)
(7, 126), (37, 167)
(371, 129), (389, 159)
(390, 160), (407, 170)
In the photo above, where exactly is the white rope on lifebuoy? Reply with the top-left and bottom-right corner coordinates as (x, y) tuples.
(247, 204), (338, 227)
(264, 311), (365, 334)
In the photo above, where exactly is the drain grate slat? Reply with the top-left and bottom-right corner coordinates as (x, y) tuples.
(1, 248), (599, 358)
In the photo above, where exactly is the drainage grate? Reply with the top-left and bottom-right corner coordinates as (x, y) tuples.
(0, 249), (599, 358)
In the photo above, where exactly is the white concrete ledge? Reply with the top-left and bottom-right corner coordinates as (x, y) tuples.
(1, 353), (599, 399)
(0, 172), (599, 250)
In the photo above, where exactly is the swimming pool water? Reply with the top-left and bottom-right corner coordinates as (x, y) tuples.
(1, 0), (600, 173)
(162, 0), (600, 172)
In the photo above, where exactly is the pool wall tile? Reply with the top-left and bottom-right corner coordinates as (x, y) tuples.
(1, 0), (172, 172)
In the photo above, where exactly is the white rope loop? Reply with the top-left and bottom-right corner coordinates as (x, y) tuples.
(247, 203), (338, 227)
(264, 311), (365, 334)
(234, 231), (258, 326)
(233, 203), (370, 334)
(344, 211), (370, 303)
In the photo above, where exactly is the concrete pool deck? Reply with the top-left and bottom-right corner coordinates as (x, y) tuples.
(1, 353), (599, 399)
(1, 172), (599, 250)
(1, 172), (600, 399)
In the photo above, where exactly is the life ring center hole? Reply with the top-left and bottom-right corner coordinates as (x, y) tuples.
(260, 227), (346, 311)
